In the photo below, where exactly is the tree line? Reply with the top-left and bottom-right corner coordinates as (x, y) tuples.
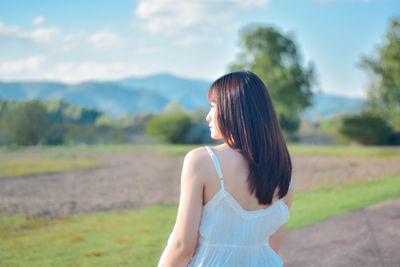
(0, 98), (215, 146)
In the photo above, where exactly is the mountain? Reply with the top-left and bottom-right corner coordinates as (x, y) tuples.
(0, 81), (169, 116)
(117, 73), (211, 109)
(303, 93), (364, 122)
(63, 82), (169, 115)
(0, 81), (67, 100)
(0, 73), (363, 118)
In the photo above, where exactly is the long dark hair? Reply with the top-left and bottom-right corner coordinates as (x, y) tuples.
(208, 71), (292, 205)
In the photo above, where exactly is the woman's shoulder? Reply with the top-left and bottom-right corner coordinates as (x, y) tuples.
(184, 144), (226, 163)
(184, 146), (211, 165)
(182, 146), (219, 178)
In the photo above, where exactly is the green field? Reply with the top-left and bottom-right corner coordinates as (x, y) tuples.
(1, 143), (400, 157)
(0, 144), (399, 266)
(0, 157), (101, 178)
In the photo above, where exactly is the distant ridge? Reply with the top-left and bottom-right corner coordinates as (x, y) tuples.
(303, 93), (363, 122)
(0, 80), (169, 116)
(0, 73), (363, 118)
(117, 73), (211, 109)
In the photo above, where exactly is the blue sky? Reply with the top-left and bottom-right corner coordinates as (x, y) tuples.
(0, 0), (398, 97)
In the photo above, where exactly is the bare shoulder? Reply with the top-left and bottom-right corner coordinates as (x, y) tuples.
(182, 146), (215, 180)
(184, 146), (212, 170)
(184, 146), (209, 161)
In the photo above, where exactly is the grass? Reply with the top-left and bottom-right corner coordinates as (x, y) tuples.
(0, 157), (101, 178)
(0, 172), (399, 266)
(1, 143), (400, 158)
(1, 143), (399, 178)
(287, 172), (400, 230)
(0, 144), (198, 178)
(0, 206), (177, 267)
(0, 144), (199, 156)
(288, 144), (400, 158)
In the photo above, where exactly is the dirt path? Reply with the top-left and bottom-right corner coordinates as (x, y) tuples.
(0, 150), (183, 217)
(280, 198), (400, 267)
(0, 149), (399, 217)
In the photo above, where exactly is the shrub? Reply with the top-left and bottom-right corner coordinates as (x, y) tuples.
(388, 132), (400, 145)
(64, 124), (98, 145)
(340, 113), (393, 145)
(279, 113), (300, 135)
(146, 113), (191, 144)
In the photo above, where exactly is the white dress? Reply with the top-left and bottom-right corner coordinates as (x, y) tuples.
(158, 146), (291, 267)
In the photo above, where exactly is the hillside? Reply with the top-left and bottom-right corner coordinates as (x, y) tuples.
(0, 73), (363, 118)
(303, 93), (364, 122)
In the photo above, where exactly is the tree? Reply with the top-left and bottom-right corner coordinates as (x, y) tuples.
(1, 100), (49, 145)
(230, 25), (315, 135)
(361, 17), (400, 130)
(44, 99), (102, 124)
(146, 113), (191, 144)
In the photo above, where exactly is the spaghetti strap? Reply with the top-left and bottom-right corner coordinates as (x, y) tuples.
(205, 146), (224, 187)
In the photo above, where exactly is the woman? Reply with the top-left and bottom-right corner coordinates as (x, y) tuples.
(158, 71), (294, 267)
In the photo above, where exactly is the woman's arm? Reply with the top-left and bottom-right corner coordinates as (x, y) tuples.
(269, 181), (294, 254)
(162, 148), (205, 267)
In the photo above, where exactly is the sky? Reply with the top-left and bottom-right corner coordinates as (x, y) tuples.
(0, 0), (398, 97)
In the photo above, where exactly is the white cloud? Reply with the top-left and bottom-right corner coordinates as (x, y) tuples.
(133, 0), (269, 35)
(30, 27), (60, 43)
(51, 61), (141, 82)
(61, 33), (81, 50)
(0, 22), (20, 35)
(0, 60), (139, 82)
(89, 29), (122, 49)
(0, 21), (59, 44)
(55, 62), (127, 81)
(33, 16), (45, 25)
(0, 55), (46, 74)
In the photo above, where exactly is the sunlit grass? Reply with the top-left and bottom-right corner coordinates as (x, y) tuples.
(0, 157), (101, 178)
(287, 172), (400, 230)
(0, 144), (200, 157)
(0, 206), (177, 267)
(0, 172), (399, 266)
(288, 144), (400, 157)
(1, 143), (400, 157)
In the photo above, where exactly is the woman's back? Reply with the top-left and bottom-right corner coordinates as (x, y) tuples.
(159, 145), (291, 267)
(202, 144), (281, 211)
